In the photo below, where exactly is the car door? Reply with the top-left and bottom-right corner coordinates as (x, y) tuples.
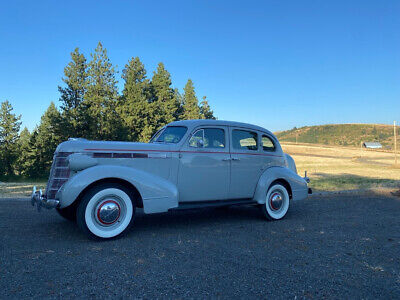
(259, 133), (282, 170)
(177, 126), (230, 202)
(229, 127), (264, 199)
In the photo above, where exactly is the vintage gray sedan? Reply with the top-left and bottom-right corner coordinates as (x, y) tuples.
(31, 120), (311, 239)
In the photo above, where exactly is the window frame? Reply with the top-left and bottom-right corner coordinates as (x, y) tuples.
(261, 134), (276, 152)
(150, 126), (188, 144)
(187, 127), (227, 150)
(188, 129), (205, 148)
(231, 129), (259, 152)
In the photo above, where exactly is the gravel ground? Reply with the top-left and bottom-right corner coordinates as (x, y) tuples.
(1, 194), (400, 299)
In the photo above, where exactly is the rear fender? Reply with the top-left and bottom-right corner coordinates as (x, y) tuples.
(58, 165), (178, 213)
(253, 166), (308, 204)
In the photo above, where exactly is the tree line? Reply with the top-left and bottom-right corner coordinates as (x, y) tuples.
(0, 42), (215, 179)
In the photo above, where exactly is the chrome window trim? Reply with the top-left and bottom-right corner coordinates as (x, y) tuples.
(231, 128), (259, 152)
(151, 126), (188, 144)
(188, 129), (205, 148)
(261, 134), (276, 152)
(188, 127), (226, 149)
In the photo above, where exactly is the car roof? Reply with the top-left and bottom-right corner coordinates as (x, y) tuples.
(168, 119), (275, 136)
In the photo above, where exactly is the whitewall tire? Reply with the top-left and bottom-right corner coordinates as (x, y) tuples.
(261, 184), (290, 221)
(77, 183), (135, 239)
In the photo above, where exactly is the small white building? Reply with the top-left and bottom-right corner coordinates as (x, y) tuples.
(363, 142), (382, 149)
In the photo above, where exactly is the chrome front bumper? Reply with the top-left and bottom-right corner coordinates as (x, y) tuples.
(31, 186), (59, 211)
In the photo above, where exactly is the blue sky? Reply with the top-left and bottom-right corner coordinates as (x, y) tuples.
(0, 0), (399, 132)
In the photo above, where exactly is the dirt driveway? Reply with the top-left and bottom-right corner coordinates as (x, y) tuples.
(1, 193), (399, 299)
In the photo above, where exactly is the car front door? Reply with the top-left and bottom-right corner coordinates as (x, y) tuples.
(178, 126), (230, 202)
(229, 127), (264, 199)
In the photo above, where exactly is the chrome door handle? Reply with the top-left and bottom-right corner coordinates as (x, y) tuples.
(222, 158), (231, 161)
(232, 157), (240, 161)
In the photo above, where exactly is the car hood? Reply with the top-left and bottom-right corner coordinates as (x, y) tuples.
(56, 139), (175, 153)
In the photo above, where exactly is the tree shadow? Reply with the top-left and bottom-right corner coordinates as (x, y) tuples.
(310, 172), (400, 191)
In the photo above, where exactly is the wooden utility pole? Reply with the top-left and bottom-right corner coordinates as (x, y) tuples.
(395, 121), (398, 165)
(360, 141), (363, 157)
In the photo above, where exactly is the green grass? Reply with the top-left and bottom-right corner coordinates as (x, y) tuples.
(309, 174), (398, 191)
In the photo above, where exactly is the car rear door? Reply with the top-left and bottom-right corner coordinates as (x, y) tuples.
(177, 126), (231, 202)
(228, 127), (264, 199)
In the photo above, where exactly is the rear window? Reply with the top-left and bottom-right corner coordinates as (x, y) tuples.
(262, 135), (276, 152)
(151, 126), (187, 143)
(232, 130), (258, 151)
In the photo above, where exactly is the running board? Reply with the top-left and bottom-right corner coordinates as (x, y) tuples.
(171, 199), (257, 211)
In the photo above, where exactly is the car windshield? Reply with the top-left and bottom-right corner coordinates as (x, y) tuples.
(150, 126), (188, 143)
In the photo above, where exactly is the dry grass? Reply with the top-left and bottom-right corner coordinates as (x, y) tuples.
(282, 143), (400, 191)
(0, 144), (399, 197)
(0, 182), (46, 198)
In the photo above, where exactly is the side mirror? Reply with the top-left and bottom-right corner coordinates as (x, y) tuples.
(196, 139), (204, 148)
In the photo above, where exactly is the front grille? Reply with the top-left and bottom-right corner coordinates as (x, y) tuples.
(46, 152), (72, 199)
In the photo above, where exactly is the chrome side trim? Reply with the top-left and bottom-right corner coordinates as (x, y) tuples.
(148, 153), (167, 158)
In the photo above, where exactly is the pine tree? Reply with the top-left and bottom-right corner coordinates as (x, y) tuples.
(58, 48), (88, 138)
(30, 102), (63, 177)
(15, 127), (31, 176)
(182, 79), (200, 120)
(150, 63), (179, 130)
(85, 42), (121, 140)
(117, 57), (152, 142)
(174, 88), (184, 120)
(138, 123), (155, 142)
(24, 130), (40, 178)
(0, 100), (21, 176)
(199, 96), (215, 119)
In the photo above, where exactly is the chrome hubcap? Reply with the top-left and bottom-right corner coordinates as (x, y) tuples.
(96, 200), (121, 225)
(270, 192), (283, 210)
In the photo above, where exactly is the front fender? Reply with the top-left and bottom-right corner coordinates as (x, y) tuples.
(58, 165), (178, 213)
(253, 166), (308, 204)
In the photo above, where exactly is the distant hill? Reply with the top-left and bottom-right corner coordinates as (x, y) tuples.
(275, 124), (398, 150)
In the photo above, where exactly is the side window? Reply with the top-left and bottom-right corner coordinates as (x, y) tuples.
(151, 126), (188, 143)
(189, 128), (225, 148)
(262, 135), (276, 152)
(232, 130), (258, 151)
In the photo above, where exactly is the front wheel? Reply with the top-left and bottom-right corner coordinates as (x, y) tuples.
(76, 183), (135, 239)
(261, 184), (290, 221)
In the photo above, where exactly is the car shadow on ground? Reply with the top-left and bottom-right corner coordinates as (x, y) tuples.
(47, 203), (297, 241)
(133, 205), (264, 227)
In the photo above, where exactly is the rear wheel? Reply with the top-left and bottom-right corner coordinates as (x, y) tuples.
(77, 183), (135, 240)
(261, 184), (290, 221)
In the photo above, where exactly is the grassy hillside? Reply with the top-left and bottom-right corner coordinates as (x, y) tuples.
(276, 124), (398, 149)
(281, 143), (399, 191)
